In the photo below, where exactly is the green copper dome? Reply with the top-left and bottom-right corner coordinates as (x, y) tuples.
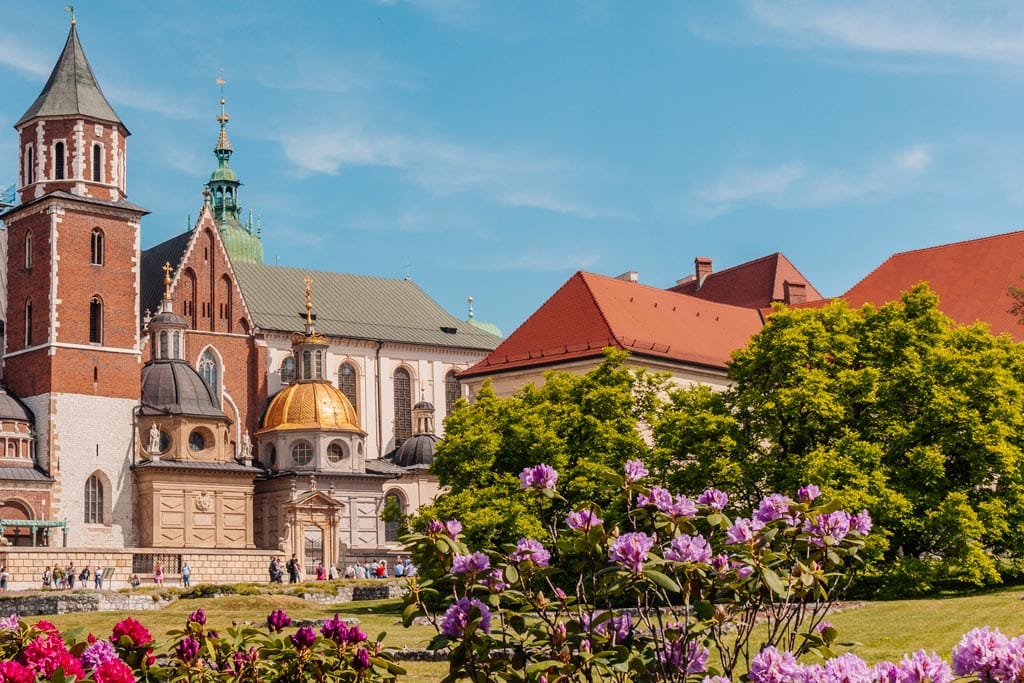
(209, 165), (238, 183)
(220, 217), (264, 264)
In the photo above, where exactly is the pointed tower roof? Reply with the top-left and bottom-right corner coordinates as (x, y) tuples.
(15, 22), (122, 129)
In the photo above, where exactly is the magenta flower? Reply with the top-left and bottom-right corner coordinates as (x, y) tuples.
(175, 636), (199, 662)
(624, 459), (649, 483)
(321, 614), (367, 644)
(187, 608), (206, 627)
(290, 625), (317, 650)
(451, 551), (490, 574)
(440, 597), (492, 638)
(354, 647), (371, 670)
(697, 488), (729, 510)
(797, 484), (821, 502)
(519, 464), (559, 490)
(664, 533), (712, 564)
(897, 650), (954, 683)
(267, 609), (292, 633)
(726, 517), (756, 544)
(609, 532), (655, 573)
(510, 538), (551, 567)
(748, 646), (802, 683)
(566, 509), (603, 531)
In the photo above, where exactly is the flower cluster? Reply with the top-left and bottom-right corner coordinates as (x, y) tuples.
(267, 608), (292, 633)
(952, 627), (1024, 682)
(750, 647), (954, 683)
(321, 614), (368, 645)
(427, 518), (463, 539)
(519, 463), (559, 490)
(566, 508), (603, 531)
(440, 597), (493, 638)
(510, 537), (551, 566)
(451, 551), (490, 574)
(609, 531), (655, 573)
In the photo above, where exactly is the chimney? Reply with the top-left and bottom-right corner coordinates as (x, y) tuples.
(783, 281), (807, 305)
(615, 271), (639, 284)
(695, 257), (713, 289)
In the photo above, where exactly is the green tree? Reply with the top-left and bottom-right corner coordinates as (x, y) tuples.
(419, 350), (664, 550)
(653, 284), (1024, 591)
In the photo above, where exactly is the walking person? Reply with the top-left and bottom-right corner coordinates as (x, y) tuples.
(94, 565), (103, 590)
(286, 554), (300, 584)
(154, 561), (165, 588)
(181, 562), (191, 588)
(66, 562), (76, 590)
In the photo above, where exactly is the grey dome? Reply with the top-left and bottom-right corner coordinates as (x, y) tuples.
(392, 433), (439, 468)
(141, 361), (226, 418)
(0, 388), (32, 423)
(413, 400), (434, 411)
(148, 309), (187, 327)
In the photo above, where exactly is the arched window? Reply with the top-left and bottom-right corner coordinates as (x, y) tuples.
(384, 492), (405, 543)
(24, 232), (32, 269)
(24, 300), (32, 347)
(159, 330), (169, 359)
(89, 297), (103, 344)
(292, 441), (313, 466)
(301, 350), (312, 380)
(25, 145), (34, 185)
(198, 348), (219, 398)
(90, 228), (104, 266)
(445, 370), (461, 416)
(84, 474), (104, 524)
(173, 331), (182, 359)
(92, 144), (102, 182)
(393, 368), (412, 447)
(338, 363), (358, 415)
(54, 142), (65, 180)
(280, 357), (295, 384)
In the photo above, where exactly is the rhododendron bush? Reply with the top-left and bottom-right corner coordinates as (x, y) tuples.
(0, 607), (402, 682)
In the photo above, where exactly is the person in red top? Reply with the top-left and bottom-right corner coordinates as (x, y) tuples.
(315, 561), (326, 581)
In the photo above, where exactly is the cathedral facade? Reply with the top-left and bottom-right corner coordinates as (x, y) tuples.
(0, 21), (500, 578)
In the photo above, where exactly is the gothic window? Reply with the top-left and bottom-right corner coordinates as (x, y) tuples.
(280, 357), (295, 384)
(89, 297), (103, 344)
(338, 363), (358, 415)
(384, 492), (405, 543)
(84, 474), (104, 524)
(198, 348), (219, 398)
(445, 370), (461, 416)
(91, 228), (104, 266)
(92, 144), (102, 182)
(393, 367), (412, 447)
(24, 232), (32, 269)
(54, 142), (65, 180)
(291, 441), (313, 466)
(24, 300), (32, 347)
(220, 275), (233, 332)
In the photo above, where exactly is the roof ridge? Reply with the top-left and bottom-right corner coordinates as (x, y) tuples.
(584, 269), (780, 314)
(577, 272), (623, 351)
(888, 229), (1024, 259)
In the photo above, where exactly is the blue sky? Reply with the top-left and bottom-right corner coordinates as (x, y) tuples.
(4, 2), (1024, 335)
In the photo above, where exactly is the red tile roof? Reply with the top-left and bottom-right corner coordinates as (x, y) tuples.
(460, 271), (765, 378)
(842, 230), (1024, 341)
(669, 252), (823, 308)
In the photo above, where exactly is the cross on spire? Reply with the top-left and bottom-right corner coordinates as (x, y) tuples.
(162, 261), (173, 299)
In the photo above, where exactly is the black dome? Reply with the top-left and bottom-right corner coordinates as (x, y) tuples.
(148, 309), (187, 327)
(392, 433), (439, 468)
(0, 388), (32, 423)
(413, 400), (434, 411)
(140, 361), (226, 418)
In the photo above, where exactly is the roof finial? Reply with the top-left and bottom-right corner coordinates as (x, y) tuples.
(467, 296), (475, 320)
(162, 261), (173, 300)
(304, 276), (314, 326)
(64, 5), (76, 25)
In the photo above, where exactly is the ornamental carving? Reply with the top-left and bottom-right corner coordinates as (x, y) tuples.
(195, 491), (213, 512)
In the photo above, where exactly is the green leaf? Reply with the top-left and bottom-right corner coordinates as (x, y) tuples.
(645, 569), (681, 593)
(761, 566), (789, 597)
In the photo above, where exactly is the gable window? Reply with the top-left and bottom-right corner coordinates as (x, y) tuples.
(198, 348), (219, 398)
(280, 357), (295, 384)
(393, 367), (412, 447)
(92, 144), (102, 182)
(89, 297), (103, 344)
(91, 228), (104, 266)
(84, 474), (104, 524)
(445, 370), (461, 416)
(24, 232), (32, 269)
(54, 142), (65, 180)
(338, 363), (358, 416)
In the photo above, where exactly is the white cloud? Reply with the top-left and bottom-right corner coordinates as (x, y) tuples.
(895, 145), (932, 172)
(0, 34), (49, 78)
(697, 162), (805, 205)
(456, 246), (601, 273)
(745, 0), (1024, 65)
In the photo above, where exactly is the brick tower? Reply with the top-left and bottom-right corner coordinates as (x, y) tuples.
(2, 19), (146, 547)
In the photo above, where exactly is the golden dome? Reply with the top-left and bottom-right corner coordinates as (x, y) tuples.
(257, 381), (364, 435)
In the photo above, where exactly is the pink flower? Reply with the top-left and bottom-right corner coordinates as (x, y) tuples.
(726, 517), (756, 544)
(624, 459), (649, 483)
(609, 532), (654, 573)
(519, 464), (558, 490)
(566, 509), (603, 531)
(754, 494), (793, 523)
(23, 633), (85, 680)
(897, 650), (954, 683)
(451, 552), (490, 575)
(748, 646), (802, 683)
(697, 488), (729, 510)
(110, 617), (153, 647)
(93, 658), (135, 683)
(510, 538), (550, 567)
(664, 534), (712, 564)
(0, 660), (34, 683)
(797, 484), (821, 502)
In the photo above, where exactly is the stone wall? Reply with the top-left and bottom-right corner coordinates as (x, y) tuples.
(0, 591), (172, 617)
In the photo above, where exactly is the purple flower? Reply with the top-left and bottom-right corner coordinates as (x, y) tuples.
(290, 625), (317, 650)
(624, 459), (649, 483)
(873, 661), (901, 683)
(853, 510), (873, 535)
(175, 636), (200, 662)
(510, 538), (550, 567)
(797, 484), (821, 502)
(609, 532), (654, 573)
(187, 608), (206, 627)
(440, 597), (492, 638)
(0, 614), (19, 631)
(267, 609), (292, 633)
(754, 493), (794, 523)
(804, 511), (853, 547)
(897, 650), (954, 683)
(710, 554), (729, 571)
(821, 653), (872, 683)
(703, 677), (731, 683)
(748, 646), (802, 683)
(658, 634), (709, 675)
(231, 647), (258, 674)
(664, 533), (712, 564)
(427, 519), (444, 535)
(666, 494), (698, 519)
(726, 517), (756, 544)
(638, 485), (674, 510)
(952, 627), (1011, 679)
(816, 621), (833, 635)
(519, 464), (559, 490)
(321, 614), (367, 644)
(451, 552), (490, 575)
(481, 568), (507, 591)
(444, 519), (463, 538)
(731, 560), (754, 579)
(697, 488), (729, 510)
(583, 611), (632, 645)
(354, 647), (371, 670)
(81, 639), (119, 670)
(566, 509), (603, 531)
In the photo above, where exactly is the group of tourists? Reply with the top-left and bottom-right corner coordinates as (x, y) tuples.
(42, 561), (104, 590)
(343, 557), (416, 579)
(267, 555), (416, 583)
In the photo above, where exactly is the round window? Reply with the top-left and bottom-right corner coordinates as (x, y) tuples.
(188, 430), (206, 452)
(158, 431), (171, 454)
(292, 442), (313, 466)
(327, 443), (345, 463)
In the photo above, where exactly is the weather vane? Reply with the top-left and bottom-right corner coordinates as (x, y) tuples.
(64, 5), (76, 25)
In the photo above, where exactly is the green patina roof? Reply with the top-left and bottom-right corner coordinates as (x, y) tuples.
(468, 318), (503, 339)
(219, 217), (263, 264)
(16, 24), (122, 129)
(209, 166), (239, 183)
(231, 262), (502, 351)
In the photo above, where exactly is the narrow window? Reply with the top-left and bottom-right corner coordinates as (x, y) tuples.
(173, 331), (181, 359)
(280, 357), (295, 384)
(198, 349), (219, 398)
(445, 370), (461, 416)
(26, 145), (34, 185)
(92, 144), (102, 182)
(24, 300), (32, 347)
(393, 368), (412, 447)
(90, 228), (104, 266)
(84, 474), (104, 524)
(54, 142), (65, 180)
(24, 232), (32, 269)
(159, 330), (169, 359)
(384, 492), (405, 543)
(338, 363), (358, 416)
(89, 297), (103, 344)
(302, 350), (312, 380)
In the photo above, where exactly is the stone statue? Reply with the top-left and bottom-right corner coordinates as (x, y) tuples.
(148, 424), (161, 455)
(241, 431), (253, 460)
